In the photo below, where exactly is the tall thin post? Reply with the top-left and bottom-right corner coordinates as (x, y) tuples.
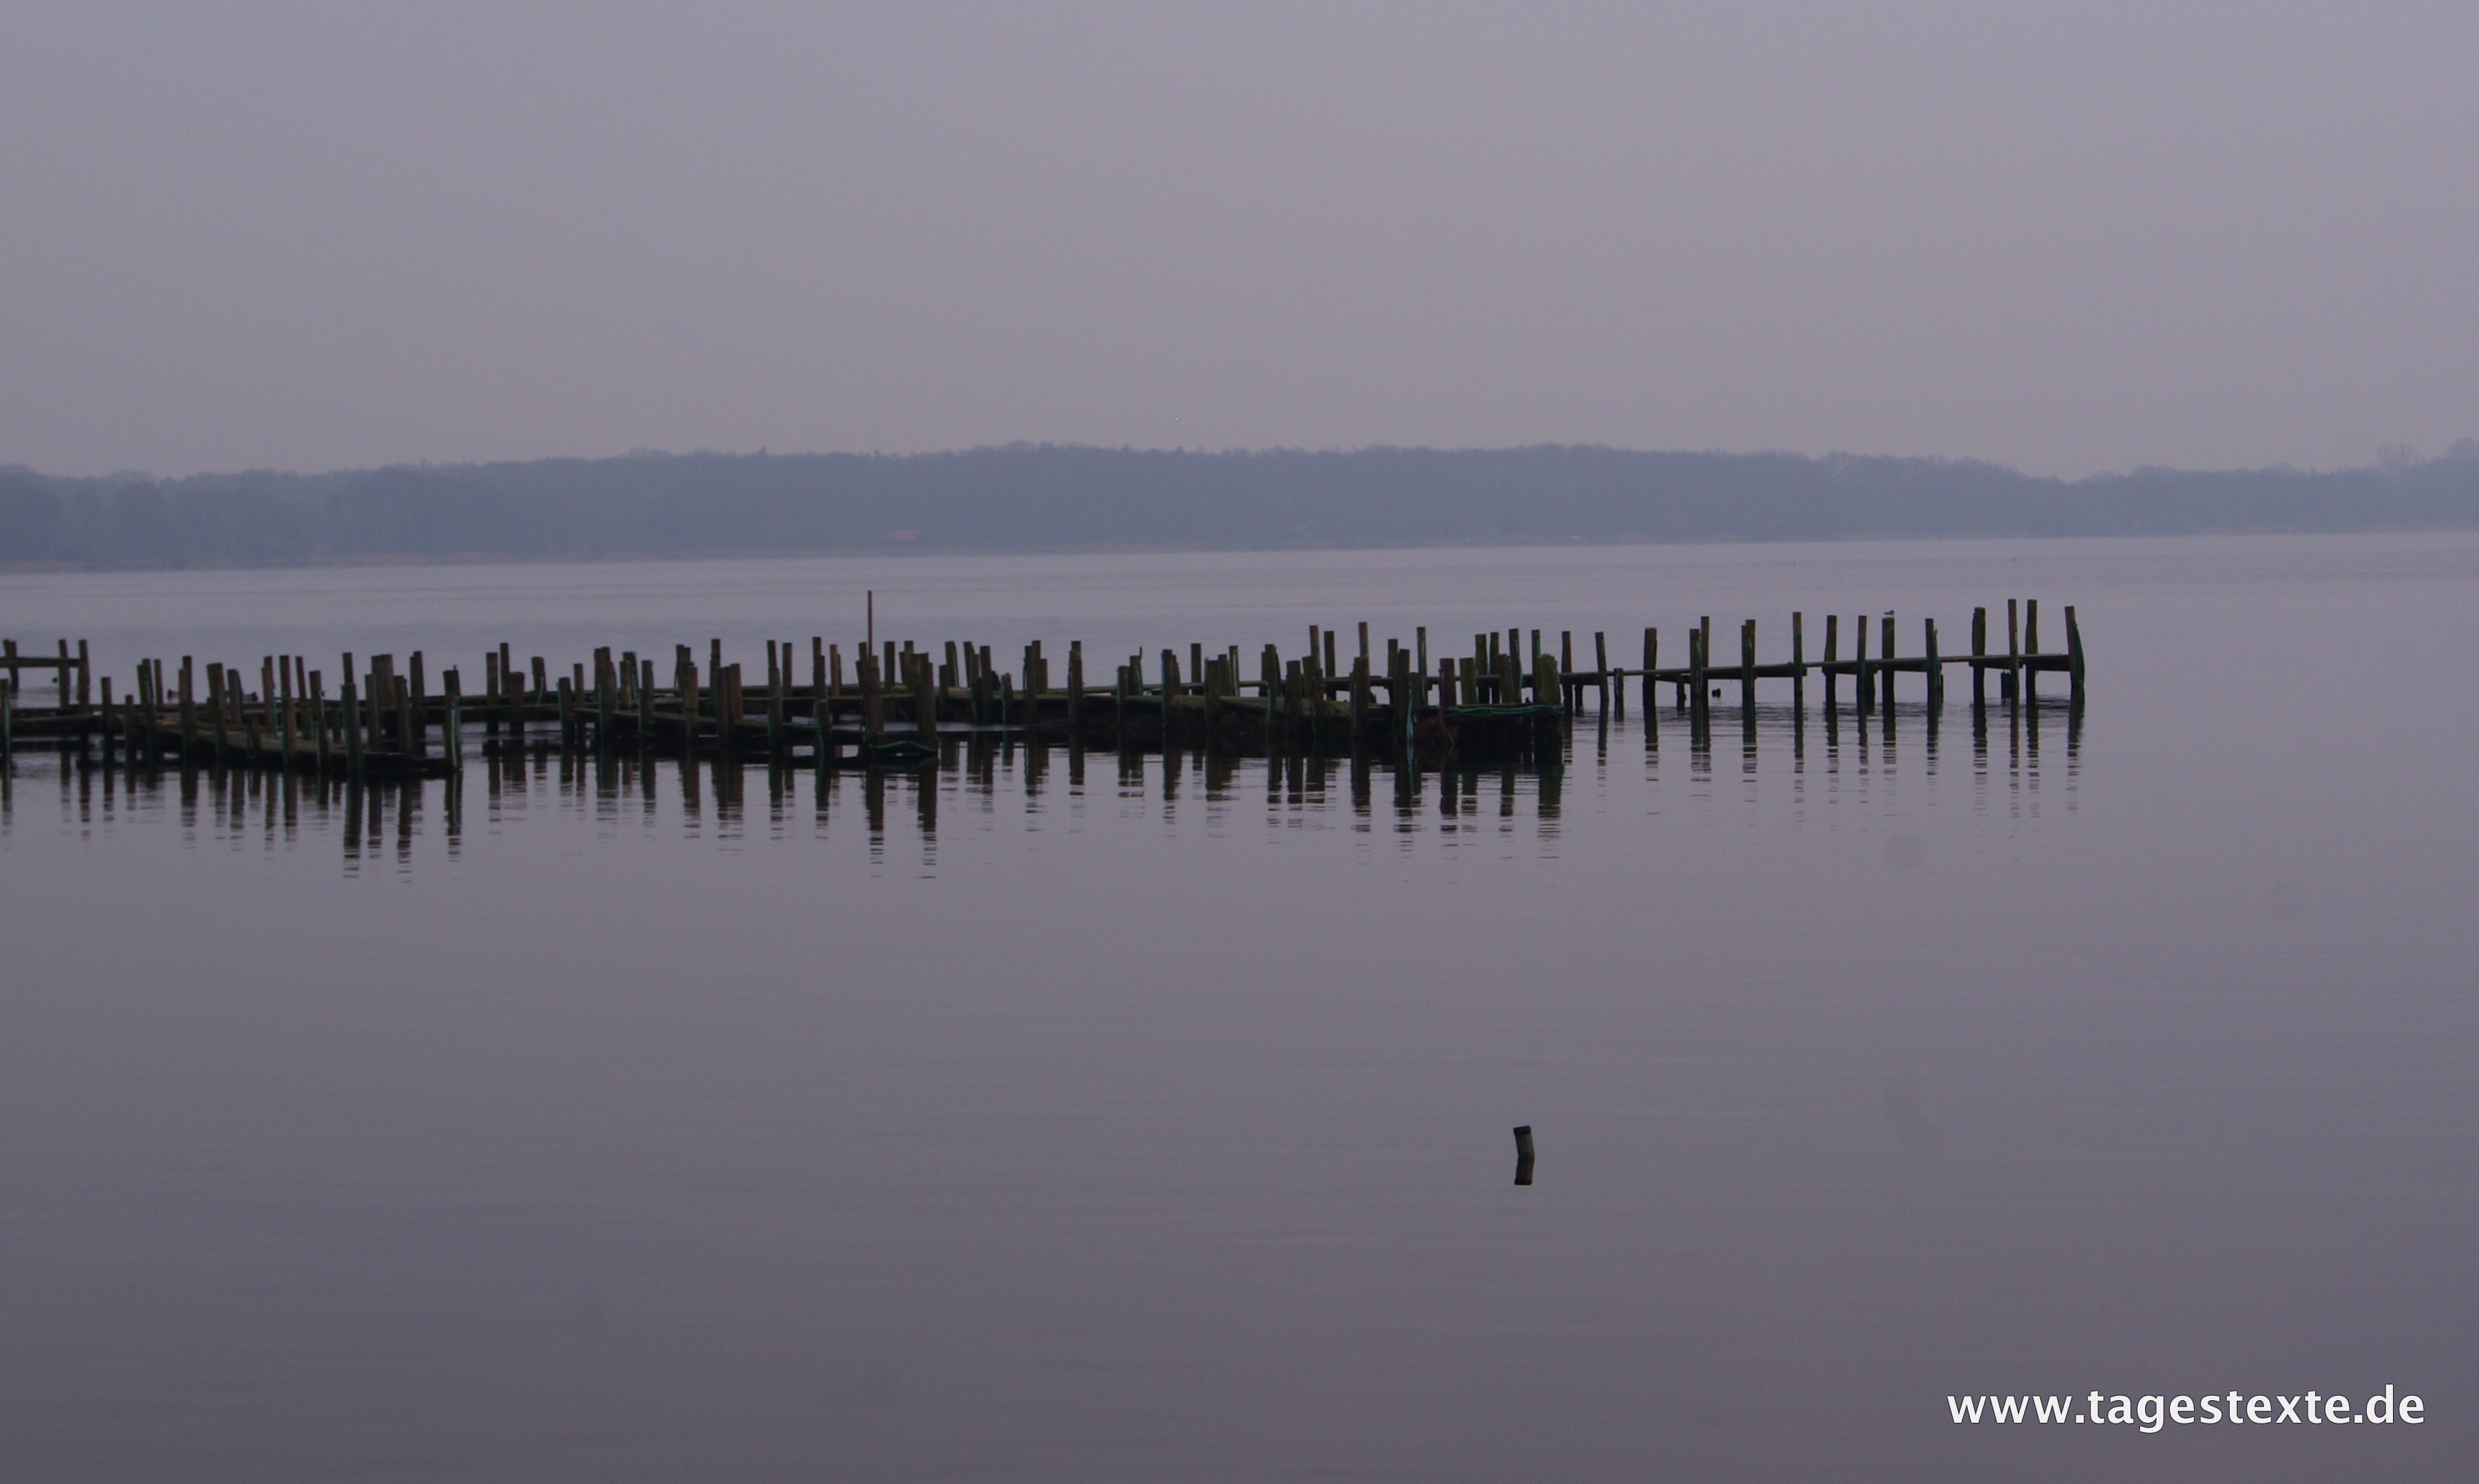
(2005, 598), (2020, 706)
(2023, 599), (2041, 705)
(1972, 606), (1988, 707)
(1791, 612), (1806, 711)
(1925, 618), (1942, 714)
(1880, 612), (1896, 711)
(1739, 620), (1756, 714)
(342, 678), (364, 776)
(2066, 605), (2086, 705)
(445, 668), (464, 763)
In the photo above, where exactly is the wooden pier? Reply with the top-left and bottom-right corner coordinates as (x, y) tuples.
(1, 603), (2082, 779)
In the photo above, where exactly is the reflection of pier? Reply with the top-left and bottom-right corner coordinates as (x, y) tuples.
(1, 599), (2078, 784)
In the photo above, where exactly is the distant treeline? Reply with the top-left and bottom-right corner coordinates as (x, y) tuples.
(4, 442), (2478, 569)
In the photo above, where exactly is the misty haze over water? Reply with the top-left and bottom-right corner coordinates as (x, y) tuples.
(7, 442), (2479, 569)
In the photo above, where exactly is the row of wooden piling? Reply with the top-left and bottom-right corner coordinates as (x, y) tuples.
(0, 601), (2079, 778)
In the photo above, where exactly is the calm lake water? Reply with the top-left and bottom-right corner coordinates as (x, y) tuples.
(2, 535), (2474, 1481)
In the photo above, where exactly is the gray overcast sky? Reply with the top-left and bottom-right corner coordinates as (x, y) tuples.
(3, 1), (2472, 480)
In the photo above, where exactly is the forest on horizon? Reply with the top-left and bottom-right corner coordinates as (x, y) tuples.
(4, 442), (2477, 571)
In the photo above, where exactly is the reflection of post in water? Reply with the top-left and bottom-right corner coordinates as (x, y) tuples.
(915, 765), (936, 838)
(864, 766), (887, 840)
(1970, 687), (1990, 778)
(396, 781), (415, 865)
(1537, 762), (1562, 820)
(1205, 748), (1237, 802)
(677, 748), (701, 818)
(1513, 1125), (1536, 1186)
(1023, 739), (1048, 804)
(1067, 738), (1085, 791)
(2007, 679), (2022, 773)
(1392, 753), (1419, 818)
(1350, 751), (1371, 816)
(342, 777), (362, 856)
(1499, 766), (1517, 819)
(2067, 692), (2084, 759)
(443, 767), (461, 837)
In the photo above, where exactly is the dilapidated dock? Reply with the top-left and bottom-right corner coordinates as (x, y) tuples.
(2, 601), (2081, 781)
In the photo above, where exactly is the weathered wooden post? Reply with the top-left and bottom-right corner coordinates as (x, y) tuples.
(596, 648), (615, 752)
(2066, 605), (2086, 704)
(179, 656), (197, 759)
(445, 668), (464, 763)
(1971, 606), (1988, 707)
(311, 672), (330, 773)
(1687, 625), (1707, 727)
(2023, 599), (2041, 705)
(276, 657), (293, 767)
(342, 676), (364, 776)
(405, 653), (426, 752)
(1925, 618), (1942, 714)
(133, 661), (153, 759)
(1641, 628), (1657, 714)
(1740, 620), (1756, 713)
(2005, 598), (2020, 704)
(1066, 641), (1084, 743)
(678, 657), (700, 754)
(1791, 612), (1806, 711)
(206, 663), (231, 763)
(1880, 612), (1896, 711)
